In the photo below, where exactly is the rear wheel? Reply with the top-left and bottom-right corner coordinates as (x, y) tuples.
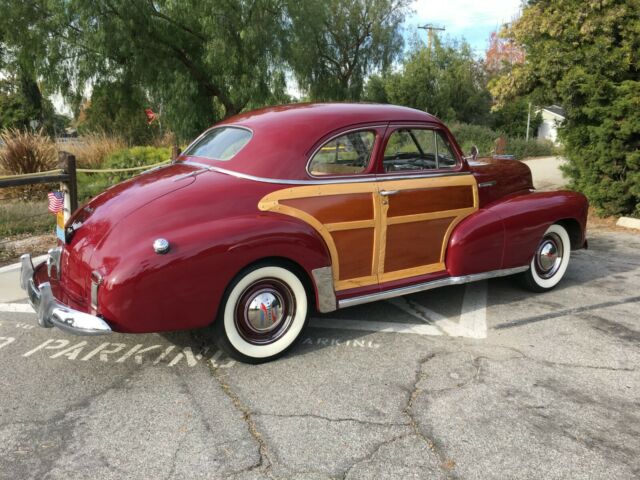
(519, 224), (571, 292)
(215, 264), (308, 363)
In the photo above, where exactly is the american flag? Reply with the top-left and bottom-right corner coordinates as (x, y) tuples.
(48, 191), (64, 214)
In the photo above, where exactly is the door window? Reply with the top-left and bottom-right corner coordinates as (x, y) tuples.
(383, 129), (458, 172)
(308, 131), (375, 176)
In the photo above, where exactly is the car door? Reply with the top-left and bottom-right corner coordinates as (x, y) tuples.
(374, 126), (479, 284)
(258, 126), (387, 292)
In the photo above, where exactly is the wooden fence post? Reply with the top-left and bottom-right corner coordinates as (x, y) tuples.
(58, 151), (78, 223)
(171, 145), (182, 161)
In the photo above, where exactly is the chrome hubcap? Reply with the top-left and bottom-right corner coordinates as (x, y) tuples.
(235, 278), (296, 345)
(246, 290), (285, 332)
(535, 233), (564, 279)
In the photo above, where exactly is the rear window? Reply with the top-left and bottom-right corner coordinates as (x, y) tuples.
(184, 127), (252, 161)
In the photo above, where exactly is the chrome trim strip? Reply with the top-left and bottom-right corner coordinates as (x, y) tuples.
(20, 254), (112, 335)
(183, 162), (472, 185)
(337, 266), (529, 309)
(311, 266), (337, 313)
(478, 181), (497, 188)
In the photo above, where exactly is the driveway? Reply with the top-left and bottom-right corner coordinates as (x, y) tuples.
(1, 226), (639, 479)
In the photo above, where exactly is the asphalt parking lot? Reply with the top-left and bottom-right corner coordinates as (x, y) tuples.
(1, 228), (639, 480)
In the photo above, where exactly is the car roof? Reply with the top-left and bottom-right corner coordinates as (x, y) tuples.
(188, 103), (443, 181)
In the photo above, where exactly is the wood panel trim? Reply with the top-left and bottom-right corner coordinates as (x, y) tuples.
(380, 262), (446, 283)
(335, 275), (378, 291)
(263, 203), (344, 282)
(325, 219), (376, 232)
(386, 207), (476, 226)
(258, 173), (480, 292)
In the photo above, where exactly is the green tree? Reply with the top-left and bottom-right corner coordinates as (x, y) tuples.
(287, 0), (409, 101)
(490, 97), (542, 139)
(0, 0), (289, 141)
(490, 0), (640, 216)
(369, 38), (491, 124)
(78, 80), (159, 145)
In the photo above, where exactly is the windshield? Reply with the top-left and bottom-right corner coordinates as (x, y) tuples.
(184, 127), (252, 161)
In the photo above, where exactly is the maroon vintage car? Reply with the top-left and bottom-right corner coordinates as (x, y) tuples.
(21, 103), (588, 362)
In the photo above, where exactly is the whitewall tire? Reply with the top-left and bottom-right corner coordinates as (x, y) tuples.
(216, 264), (309, 363)
(520, 224), (571, 292)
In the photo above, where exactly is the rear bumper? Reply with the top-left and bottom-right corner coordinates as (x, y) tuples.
(20, 253), (112, 335)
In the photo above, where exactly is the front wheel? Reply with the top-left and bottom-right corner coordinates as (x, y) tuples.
(519, 224), (571, 292)
(215, 264), (309, 363)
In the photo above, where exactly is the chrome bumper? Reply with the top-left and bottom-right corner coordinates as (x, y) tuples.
(20, 253), (112, 335)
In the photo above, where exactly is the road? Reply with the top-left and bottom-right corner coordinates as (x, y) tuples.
(522, 156), (567, 191)
(1, 227), (639, 479)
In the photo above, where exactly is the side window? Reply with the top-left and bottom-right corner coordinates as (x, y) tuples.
(309, 131), (375, 176)
(383, 128), (457, 172)
(436, 131), (458, 168)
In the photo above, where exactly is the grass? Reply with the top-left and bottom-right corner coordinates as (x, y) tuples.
(0, 200), (55, 238)
(63, 133), (126, 168)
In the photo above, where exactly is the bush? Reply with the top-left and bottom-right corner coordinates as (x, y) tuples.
(0, 128), (57, 174)
(78, 146), (170, 200)
(449, 123), (501, 157)
(505, 138), (557, 160)
(63, 133), (126, 168)
(449, 123), (558, 160)
(0, 129), (58, 201)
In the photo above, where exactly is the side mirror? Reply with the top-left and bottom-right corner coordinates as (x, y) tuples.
(469, 145), (479, 162)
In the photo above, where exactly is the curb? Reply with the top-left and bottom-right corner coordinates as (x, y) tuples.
(616, 217), (640, 231)
(0, 255), (48, 274)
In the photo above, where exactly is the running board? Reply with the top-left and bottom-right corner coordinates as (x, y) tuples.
(337, 266), (529, 309)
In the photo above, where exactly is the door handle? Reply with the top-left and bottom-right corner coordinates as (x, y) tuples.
(380, 190), (399, 196)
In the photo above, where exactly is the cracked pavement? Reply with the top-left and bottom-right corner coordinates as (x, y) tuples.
(1, 229), (639, 479)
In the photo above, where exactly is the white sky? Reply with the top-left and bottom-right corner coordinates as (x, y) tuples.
(408, 0), (523, 54)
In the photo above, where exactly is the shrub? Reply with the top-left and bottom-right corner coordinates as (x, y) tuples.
(63, 133), (126, 168)
(0, 128), (57, 174)
(505, 138), (557, 160)
(78, 146), (170, 200)
(449, 123), (502, 157)
(0, 129), (58, 201)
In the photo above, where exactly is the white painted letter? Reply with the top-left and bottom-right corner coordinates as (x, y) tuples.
(50, 341), (88, 360)
(23, 339), (70, 357)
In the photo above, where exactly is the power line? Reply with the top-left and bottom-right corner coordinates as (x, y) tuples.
(418, 24), (446, 53)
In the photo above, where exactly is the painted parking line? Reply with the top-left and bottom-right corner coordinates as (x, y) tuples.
(314, 282), (488, 338)
(0, 303), (33, 313)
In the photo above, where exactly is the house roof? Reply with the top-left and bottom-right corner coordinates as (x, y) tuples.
(543, 105), (566, 118)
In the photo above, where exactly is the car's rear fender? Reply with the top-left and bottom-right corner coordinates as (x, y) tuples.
(97, 214), (332, 333)
(447, 190), (588, 276)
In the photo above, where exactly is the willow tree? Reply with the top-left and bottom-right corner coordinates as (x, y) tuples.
(286, 0), (409, 101)
(0, 0), (289, 140)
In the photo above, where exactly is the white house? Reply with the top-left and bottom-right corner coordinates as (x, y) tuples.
(537, 105), (565, 145)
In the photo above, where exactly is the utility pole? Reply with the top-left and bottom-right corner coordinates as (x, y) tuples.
(418, 24), (446, 54)
(526, 102), (532, 141)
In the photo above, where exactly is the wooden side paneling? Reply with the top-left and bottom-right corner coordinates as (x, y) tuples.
(258, 173), (479, 292)
(383, 217), (454, 272)
(281, 193), (373, 223)
(331, 228), (375, 280)
(387, 186), (473, 217)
